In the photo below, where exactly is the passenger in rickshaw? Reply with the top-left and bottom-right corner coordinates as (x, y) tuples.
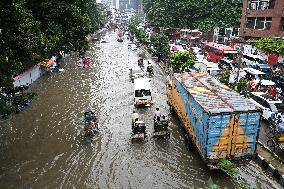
(132, 121), (146, 134)
(154, 108), (161, 122)
(84, 111), (97, 131)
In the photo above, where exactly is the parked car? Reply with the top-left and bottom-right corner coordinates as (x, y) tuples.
(242, 54), (267, 67)
(252, 63), (272, 78)
(248, 92), (284, 122)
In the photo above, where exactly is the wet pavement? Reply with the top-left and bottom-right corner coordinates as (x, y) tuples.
(0, 31), (282, 189)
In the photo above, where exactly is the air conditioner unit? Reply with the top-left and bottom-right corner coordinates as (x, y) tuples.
(261, 2), (269, 10)
(251, 3), (257, 10)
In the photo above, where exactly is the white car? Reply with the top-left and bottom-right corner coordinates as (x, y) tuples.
(249, 92), (284, 122)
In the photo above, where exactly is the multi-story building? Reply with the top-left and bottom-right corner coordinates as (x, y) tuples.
(119, 0), (142, 12)
(119, 0), (129, 10)
(240, 0), (284, 38)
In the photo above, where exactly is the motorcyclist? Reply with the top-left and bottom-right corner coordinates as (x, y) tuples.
(147, 61), (153, 73)
(138, 58), (144, 67)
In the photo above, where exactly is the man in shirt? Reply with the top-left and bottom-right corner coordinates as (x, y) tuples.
(154, 108), (161, 122)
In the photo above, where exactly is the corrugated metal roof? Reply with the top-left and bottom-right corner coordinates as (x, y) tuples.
(174, 72), (259, 113)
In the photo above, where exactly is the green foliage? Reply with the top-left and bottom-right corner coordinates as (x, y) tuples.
(218, 159), (239, 177)
(0, 0), (103, 118)
(218, 70), (230, 85)
(170, 51), (195, 70)
(150, 33), (169, 56)
(136, 29), (148, 44)
(248, 38), (284, 54)
(143, 0), (242, 32)
(128, 17), (148, 44)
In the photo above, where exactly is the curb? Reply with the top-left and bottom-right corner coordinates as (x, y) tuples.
(254, 147), (284, 187)
(257, 141), (284, 164)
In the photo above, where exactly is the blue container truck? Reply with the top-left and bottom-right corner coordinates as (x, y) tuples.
(167, 72), (261, 169)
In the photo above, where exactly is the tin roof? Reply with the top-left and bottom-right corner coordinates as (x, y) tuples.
(174, 72), (259, 114)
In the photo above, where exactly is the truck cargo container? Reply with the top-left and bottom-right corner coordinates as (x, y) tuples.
(167, 72), (261, 169)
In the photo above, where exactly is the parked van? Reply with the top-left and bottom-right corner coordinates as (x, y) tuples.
(134, 78), (152, 107)
(242, 54), (267, 67)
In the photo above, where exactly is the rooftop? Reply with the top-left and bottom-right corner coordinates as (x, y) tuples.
(174, 72), (259, 114)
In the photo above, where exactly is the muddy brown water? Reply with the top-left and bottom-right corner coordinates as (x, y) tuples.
(0, 31), (281, 189)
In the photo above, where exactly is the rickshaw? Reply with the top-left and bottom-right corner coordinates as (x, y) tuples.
(84, 111), (99, 139)
(153, 117), (170, 139)
(131, 120), (147, 143)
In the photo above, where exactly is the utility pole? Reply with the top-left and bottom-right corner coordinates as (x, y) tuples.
(235, 38), (244, 86)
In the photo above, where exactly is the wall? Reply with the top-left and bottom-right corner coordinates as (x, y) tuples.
(13, 65), (44, 87)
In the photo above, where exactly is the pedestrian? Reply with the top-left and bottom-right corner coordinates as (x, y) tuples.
(269, 85), (276, 97)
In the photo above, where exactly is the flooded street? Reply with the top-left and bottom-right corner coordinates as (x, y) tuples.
(0, 31), (281, 189)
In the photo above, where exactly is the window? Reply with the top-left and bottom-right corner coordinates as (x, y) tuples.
(282, 18), (284, 31)
(135, 89), (151, 97)
(246, 17), (272, 30)
(232, 28), (239, 36)
(246, 18), (255, 29)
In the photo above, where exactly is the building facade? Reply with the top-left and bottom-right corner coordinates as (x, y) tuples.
(240, 0), (284, 38)
(119, 0), (142, 12)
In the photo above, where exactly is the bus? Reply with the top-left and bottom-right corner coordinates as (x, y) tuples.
(188, 29), (201, 47)
(203, 42), (238, 63)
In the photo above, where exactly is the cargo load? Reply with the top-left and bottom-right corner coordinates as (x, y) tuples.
(167, 72), (261, 168)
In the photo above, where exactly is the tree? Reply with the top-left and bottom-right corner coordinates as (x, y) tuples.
(143, 0), (242, 32)
(0, 0), (103, 118)
(248, 38), (284, 54)
(170, 51), (195, 71)
(150, 33), (169, 61)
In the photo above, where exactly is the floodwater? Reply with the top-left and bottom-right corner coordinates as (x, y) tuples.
(0, 31), (281, 189)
